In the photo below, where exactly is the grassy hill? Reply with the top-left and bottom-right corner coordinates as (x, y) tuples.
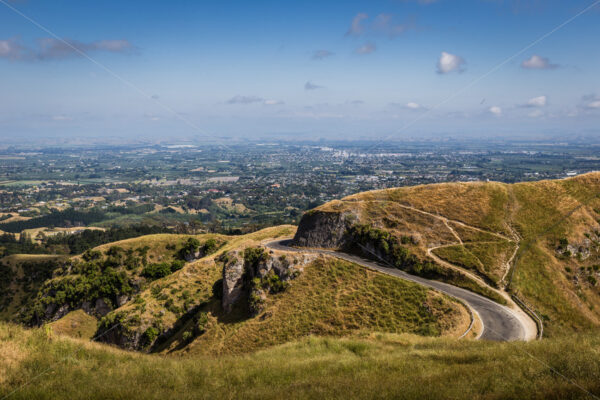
(1, 321), (599, 399)
(96, 225), (469, 354)
(0, 224), (469, 356)
(294, 173), (600, 337)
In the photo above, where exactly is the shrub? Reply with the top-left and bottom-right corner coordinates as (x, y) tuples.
(170, 260), (185, 272)
(178, 238), (201, 259)
(142, 263), (172, 280)
(244, 247), (268, 267)
(182, 330), (193, 342)
(194, 312), (209, 334)
(202, 238), (218, 255)
(143, 326), (159, 346)
(262, 272), (288, 294)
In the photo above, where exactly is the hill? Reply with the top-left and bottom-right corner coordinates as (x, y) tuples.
(0, 225), (470, 355)
(293, 172), (600, 337)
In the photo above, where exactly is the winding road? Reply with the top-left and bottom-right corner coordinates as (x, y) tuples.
(266, 239), (536, 342)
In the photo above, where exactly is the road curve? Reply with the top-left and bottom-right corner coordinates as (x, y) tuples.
(266, 239), (527, 342)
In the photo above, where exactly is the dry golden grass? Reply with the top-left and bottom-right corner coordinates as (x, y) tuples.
(49, 310), (98, 340)
(344, 180), (511, 235)
(310, 173), (600, 336)
(2, 321), (600, 399)
(172, 257), (469, 356)
(100, 226), (297, 348)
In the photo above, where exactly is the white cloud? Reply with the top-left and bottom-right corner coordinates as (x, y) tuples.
(588, 100), (600, 109)
(489, 106), (502, 116)
(437, 51), (465, 74)
(346, 13), (368, 36)
(521, 55), (558, 70)
(526, 95), (547, 107)
(355, 42), (376, 55)
(305, 81), (323, 90)
(311, 50), (334, 60)
(405, 102), (422, 110)
(263, 99), (284, 106)
(226, 95), (263, 104)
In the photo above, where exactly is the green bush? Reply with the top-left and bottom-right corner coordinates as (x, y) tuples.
(203, 238), (218, 255)
(182, 330), (193, 342)
(142, 262), (172, 280)
(143, 326), (159, 346)
(178, 238), (201, 259)
(194, 312), (209, 334)
(244, 247), (268, 267)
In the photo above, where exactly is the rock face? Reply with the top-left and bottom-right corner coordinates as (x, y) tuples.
(221, 249), (314, 313)
(292, 210), (356, 249)
(222, 252), (246, 313)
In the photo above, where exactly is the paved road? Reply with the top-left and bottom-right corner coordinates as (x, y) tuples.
(266, 239), (526, 341)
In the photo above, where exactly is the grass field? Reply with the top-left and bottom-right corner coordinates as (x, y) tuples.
(1, 321), (599, 399)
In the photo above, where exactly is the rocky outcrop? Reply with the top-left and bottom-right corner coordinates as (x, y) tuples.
(222, 252), (246, 313)
(292, 209), (357, 249)
(221, 248), (314, 313)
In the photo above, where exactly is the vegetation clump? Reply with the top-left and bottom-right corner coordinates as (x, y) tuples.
(141, 260), (185, 281)
(347, 224), (505, 304)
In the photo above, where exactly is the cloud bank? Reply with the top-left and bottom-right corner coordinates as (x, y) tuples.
(0, 37), (134, 61)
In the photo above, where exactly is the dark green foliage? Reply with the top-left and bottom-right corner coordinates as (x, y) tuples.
(0, 262), (15, 310)
(194, 312), (209, 334)
(141, 259), (186, 281)
(43, 225), (173, 255)
(182, 330), (193, 342)
(143, 326), (159, 346)
(212, 279), (223, 300)
(24, 256), (134, 325)
(178, 238), (200, 259)
(171, 259), (185, 272)
(347, 224), (506, 304)
(260, 272), (288, 294)
(142, 263), (172, 280)
(0, 232), (48, 256)
(202, 238), (218, 255)
(348, 224), (418, 270)
(0, 209), (107, 233)
(559, 238), (569, 248)
(243, 247), (268, 268)
(82, 249), (102, 262)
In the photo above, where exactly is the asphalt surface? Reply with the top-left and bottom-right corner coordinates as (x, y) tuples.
(266, 239), (526, 341)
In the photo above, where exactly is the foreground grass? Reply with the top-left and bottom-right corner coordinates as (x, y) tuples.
(1, 322), (600, 399)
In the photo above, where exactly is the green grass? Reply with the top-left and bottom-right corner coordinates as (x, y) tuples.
(2, 322), (600, 399)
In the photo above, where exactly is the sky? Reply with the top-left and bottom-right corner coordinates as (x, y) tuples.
(0, 0), (599, 141)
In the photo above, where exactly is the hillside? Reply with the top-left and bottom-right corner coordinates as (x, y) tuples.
(0, 225), (470, 356)
(1, 321), (599, 399)
(293, 172), (600, 337)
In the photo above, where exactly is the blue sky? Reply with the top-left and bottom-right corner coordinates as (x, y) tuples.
(0, 0), (599, 140)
